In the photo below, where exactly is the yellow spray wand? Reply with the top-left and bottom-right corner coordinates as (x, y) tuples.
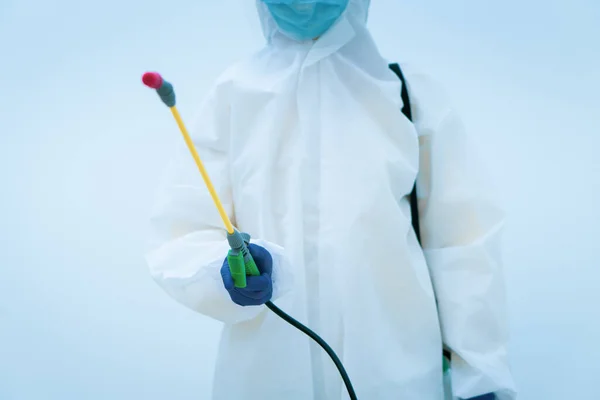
(142, 72), (259, 287)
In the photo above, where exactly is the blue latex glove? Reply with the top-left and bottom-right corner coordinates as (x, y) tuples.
(221, 243), (273, 306)
(463, 394), (495, 400)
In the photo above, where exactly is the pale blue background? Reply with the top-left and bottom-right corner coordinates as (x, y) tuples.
(1, 1), (598, 399)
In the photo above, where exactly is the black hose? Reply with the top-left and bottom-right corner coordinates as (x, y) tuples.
(265, 301), (358, 400)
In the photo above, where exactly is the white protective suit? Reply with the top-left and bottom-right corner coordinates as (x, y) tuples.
(145, 1), (517, 399)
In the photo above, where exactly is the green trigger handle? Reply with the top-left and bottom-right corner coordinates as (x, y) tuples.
(226, 230), (260, 288)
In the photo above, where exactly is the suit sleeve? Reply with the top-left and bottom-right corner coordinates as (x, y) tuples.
(144, 83), (293, 325)
(407, 70), (517, 400)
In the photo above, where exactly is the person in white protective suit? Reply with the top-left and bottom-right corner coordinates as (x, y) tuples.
(145, 0), (517, 399)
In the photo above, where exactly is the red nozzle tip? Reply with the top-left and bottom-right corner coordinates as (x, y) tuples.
(142, 72), (163, 89)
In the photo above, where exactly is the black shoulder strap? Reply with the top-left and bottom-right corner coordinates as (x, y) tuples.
(389, 63), (452, 362)
(388, 63), (421, 245)
(389, 63), (413, 121)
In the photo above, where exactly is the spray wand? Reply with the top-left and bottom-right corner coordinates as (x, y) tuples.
(142, 72), (357, 399)
(141, 72), (258, 288)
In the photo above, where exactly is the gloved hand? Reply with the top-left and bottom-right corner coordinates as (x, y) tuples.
(221, 243), (273, 306)
(463, 394), (495, 400)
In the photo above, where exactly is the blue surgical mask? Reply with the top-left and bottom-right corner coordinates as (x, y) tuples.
(262, 0), (350, 42)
